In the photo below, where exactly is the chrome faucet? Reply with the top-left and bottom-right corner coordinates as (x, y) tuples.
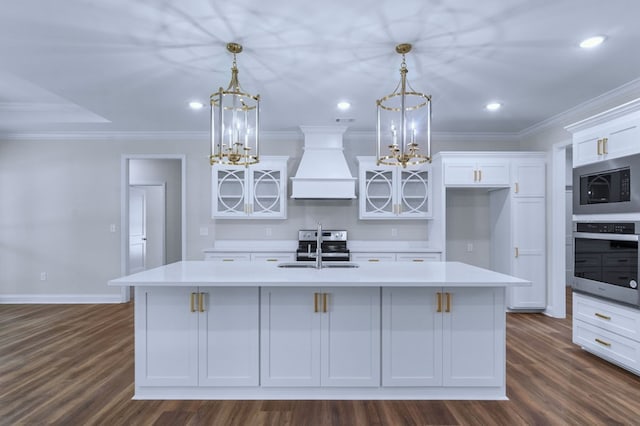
(315, 223), (323, 269)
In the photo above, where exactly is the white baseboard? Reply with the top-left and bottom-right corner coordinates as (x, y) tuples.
(0, 294), (127, 304)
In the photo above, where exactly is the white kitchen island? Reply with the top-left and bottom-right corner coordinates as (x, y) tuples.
(109, 260), (529, 400)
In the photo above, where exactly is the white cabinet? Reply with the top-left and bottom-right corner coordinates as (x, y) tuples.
(507, 157), (547, 310)
(357, 157), (432, 219)
(212, 156), (288, 219)
(250, 252), (295, 263)
(567, 100), (640, 167)
(509, 197), (546, 309)
(573, 292), (640, 375)
(260, 287), (380, 387)
(135, 286), (259, 387)
(204, 253), (251, 262)
(204, 252), (294, 262)
(350, 252), (442, 263)
(443, 156), (510, 187)
(382, 287), (504, 387)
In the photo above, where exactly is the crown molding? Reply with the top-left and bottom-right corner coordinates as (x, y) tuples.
(519, 77), (640, 139)
(3, 129), (522, 143)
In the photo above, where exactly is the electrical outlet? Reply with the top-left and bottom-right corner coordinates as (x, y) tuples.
(199, 227), (209, 236)
(391, 228), (398, 237)
(40, 272), (47, 281)
(266, 227), (272, 236)
(467, 243), (474, 252)
(109, 224), (116, 233)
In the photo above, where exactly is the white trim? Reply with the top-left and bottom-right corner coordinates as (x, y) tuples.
(0, 294), (124, 304)
(546, 140), (571, 318)
(121, 155), (187, 303)
(520, 79), (640, 139)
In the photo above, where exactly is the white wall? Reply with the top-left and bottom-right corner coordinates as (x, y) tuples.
(0, 131), (521, 300)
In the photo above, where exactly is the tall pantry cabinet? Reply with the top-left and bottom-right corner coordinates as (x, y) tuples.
(437, 152), (547, 310)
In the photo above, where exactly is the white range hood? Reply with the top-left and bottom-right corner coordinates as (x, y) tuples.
(290, 126), (356, 199)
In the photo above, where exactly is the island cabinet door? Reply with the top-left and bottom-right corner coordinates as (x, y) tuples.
(441, 287), (505, 387)
(135, 286), (199, 387)
(260, 287), (322, 387)
(198, 287), (259, 386)
(381, 287), (443, 386)
(320, 287), (381, 387)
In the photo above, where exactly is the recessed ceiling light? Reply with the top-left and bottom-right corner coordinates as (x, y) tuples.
(579, 35), (606, 49)
(189, 101), (204, 110)
(486, 102), (501, 111)
(337, 101), (351, 110)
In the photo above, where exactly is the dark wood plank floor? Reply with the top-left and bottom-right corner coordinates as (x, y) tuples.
(2, 289), (640, 425)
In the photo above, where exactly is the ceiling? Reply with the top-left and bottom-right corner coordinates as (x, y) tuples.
(1, 0), (639, 137)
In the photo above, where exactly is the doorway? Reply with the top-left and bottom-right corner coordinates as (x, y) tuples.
(120, 155), (186, 302)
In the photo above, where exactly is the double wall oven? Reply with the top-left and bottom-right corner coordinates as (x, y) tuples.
(572, 154), (640, 306)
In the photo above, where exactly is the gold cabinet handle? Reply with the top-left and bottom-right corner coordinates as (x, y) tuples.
(595, 312), (611, 320)
(436, 292), (442, 312)
(515, 182), (519, 194)
(445, 292), (451, 313)
(199, 293), (205, 313)
(266, 258), (278, 262)
(515, 247), (519, 258)
(597, 139), (603, 155)
(478, 170), (482, 181)
(314, 293), (319, 313)
(412, 259), (424, 262)
(323, 293), (328, 313)
(602, 137), (608, 154)
(368, 259), (380, 262)
(595, 338), (611, 347)
(190, 292), (196, 313)
(222, 259), (234, 262)
(473, 170), (478, 182)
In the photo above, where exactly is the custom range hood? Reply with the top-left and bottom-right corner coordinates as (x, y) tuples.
(290, 126), (356, 199)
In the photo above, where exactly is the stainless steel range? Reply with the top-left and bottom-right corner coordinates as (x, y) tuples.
(296, 229), (350, 262)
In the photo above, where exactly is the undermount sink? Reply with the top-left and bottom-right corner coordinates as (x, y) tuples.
(278, 262), (359, 269)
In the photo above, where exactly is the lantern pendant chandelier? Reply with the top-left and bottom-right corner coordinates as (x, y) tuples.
(376, 43), (432, 167)
(210, 42), (260, 166)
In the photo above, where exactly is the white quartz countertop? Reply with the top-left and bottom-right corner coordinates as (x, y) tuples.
(109, 261), (529, 288)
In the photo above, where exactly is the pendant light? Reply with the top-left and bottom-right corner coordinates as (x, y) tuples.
(376, 43), (431, 167)
(210, 43), (260, 166)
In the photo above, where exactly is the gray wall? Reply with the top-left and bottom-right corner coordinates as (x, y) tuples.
(0, 131), (522, 298)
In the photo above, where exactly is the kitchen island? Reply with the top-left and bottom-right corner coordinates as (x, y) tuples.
(109, 261), (529, 400)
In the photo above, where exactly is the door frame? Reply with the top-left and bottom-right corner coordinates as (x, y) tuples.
(548, 139), (572, 318)
(120, 154), (186, 302)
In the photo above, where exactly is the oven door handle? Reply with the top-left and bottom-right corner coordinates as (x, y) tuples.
(574, 232), (640, 242)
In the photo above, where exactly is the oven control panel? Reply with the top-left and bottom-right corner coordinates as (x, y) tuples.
(576, 222), (638, 234)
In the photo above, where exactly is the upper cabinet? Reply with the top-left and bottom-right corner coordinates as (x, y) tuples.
(566, 99), (640, 167)
(212, 156), (288, 219)
(357, 157), (432, 220)
(441, 155), (510, 187)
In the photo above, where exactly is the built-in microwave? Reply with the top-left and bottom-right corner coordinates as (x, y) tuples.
(573, 153), (640, 215)
(573, 222), (639, 306)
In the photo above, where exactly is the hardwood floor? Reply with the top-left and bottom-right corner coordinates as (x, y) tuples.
(1, 289), (640, 425)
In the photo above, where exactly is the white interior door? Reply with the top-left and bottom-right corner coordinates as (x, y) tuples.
(129, 186), (146, 274)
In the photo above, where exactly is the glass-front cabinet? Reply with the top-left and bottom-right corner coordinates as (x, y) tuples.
(357, 156), (432, 219)
(212, 156), (288, 219)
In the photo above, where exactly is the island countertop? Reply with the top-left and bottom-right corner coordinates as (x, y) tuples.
(109, 260), (530, 288)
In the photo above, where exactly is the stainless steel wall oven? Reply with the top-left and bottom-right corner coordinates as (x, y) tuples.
(573, 222), (639, 306)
